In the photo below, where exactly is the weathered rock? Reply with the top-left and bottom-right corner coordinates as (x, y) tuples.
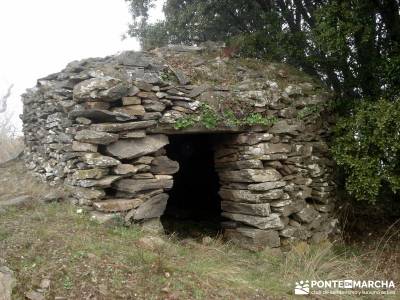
(150, 156), (179, 175)
(72, 168), (108, 180)
(293, 206), (319, 223)
(93, 198), (143, 212)
(221, 201), (271, 216)
(279, 226), (297, 238)
(133, 156), (154, 165)
(270, 199), (292, 208)
(243, 143), (291, 156)
(140, 218), (164, 234)
(43, 190), (66, 203)
(39, 279), (51, 290)
(132, 193), (169, 220)
(143, 100), (166, 112)
(219, 189), (283, 203)
(113, 178), (173, 195)
(248, 181), (286, 191)
(269, 120), (303, 135)
(106, 135), (169, 159)
(76, 117), (92, 125)
(310, 231), (329, 244)
(112, 164), (139, 175)
(84, 101), (111, 110)
(112, 105), (146, 116)
(25, 290), (45, 300)
(219, 169), (282, 183)
(72, 141), (98, 152)
(224, 227), (280, 249)
(122, 96), (141, 105)
(71, 188), (105, 200)
(159, 110), (184, 124)
(0, 266), (15, 300)
(215, 160), (263, 170)
(78, 176), (121, 188)
(91, 121), (156, 132)
(232, 133), (273, 145)
(222, 212), (284, 230)
(188, 84), (210, 98)
(119, 130), (146, 139)
(69, 109), (137, 122)
(82, 153), (121, 167)
(73, 76), (129, 102)
(75, 130), (118, 145)
(171, 68), (190, 85)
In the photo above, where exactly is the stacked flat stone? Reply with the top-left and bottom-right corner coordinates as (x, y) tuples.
(21, 44), (337, 249)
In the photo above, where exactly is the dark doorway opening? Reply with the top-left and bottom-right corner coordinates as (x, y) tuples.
(161, 134), (222, 238)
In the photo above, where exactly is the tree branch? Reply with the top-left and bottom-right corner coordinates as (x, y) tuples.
(0, 84), (13, 113)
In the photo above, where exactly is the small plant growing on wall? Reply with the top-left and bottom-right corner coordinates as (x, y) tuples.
(174, 103), (277, 130)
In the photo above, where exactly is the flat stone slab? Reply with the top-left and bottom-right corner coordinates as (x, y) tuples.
(113, 178), (173, 196)
(219, 188), (284, 203)
(73, 76), (129, 102)
(82, 153), (121, 167)
(219, 169), (282, 183)
(150, 156), (179, 175)
(106, 134), (169, 159)
(221, 201), (271, 216)
(91, 121), (156, 132)
(224, 227), (280, 249)
(93, 198), (143, 212)
(132, 193), (169, 220)
(69, 109), (137, 122)
(75, 130), (118, 145)
(248, 181), (286, 191)
(221, 212), (284, 230)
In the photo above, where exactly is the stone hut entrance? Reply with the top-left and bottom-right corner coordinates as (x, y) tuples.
(162, 134), (223, 236)
(22, 45), (338, 250)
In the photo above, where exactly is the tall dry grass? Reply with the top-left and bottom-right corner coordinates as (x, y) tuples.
(281, 227), (400, 297)
(0, 111), (24, 163)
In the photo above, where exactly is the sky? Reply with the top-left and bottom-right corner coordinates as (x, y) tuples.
(0, 0), (163, 131)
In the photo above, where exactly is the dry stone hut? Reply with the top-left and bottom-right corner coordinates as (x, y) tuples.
(21, 44), (337, 249)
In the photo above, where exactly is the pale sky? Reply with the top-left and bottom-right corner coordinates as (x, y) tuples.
(0, 0), (163, 131)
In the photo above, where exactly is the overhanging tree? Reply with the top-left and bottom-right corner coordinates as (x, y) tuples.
(125, 0), (400, 203)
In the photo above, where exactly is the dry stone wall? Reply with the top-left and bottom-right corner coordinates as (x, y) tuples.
(22, 44), (337, 249)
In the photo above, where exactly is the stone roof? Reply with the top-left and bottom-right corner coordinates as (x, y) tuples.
(25, 44), (330, 133)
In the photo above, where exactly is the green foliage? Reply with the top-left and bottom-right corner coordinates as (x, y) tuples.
(332, 99), (400, 202)
(126, 0), (400, 100)
(243, 113), (277, 127)
(174, 115), (196, 130)
(174, 104), (277, 130)
(199, 104), (221, 128)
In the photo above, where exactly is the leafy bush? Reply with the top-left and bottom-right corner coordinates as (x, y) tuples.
(332, 99), (400, 202)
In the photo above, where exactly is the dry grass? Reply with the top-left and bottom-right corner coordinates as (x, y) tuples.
(0, 160), (399, 299)
(0, 161), (51, 202)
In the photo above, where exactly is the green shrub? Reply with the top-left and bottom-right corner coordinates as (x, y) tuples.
(332, 99), (400, 202)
